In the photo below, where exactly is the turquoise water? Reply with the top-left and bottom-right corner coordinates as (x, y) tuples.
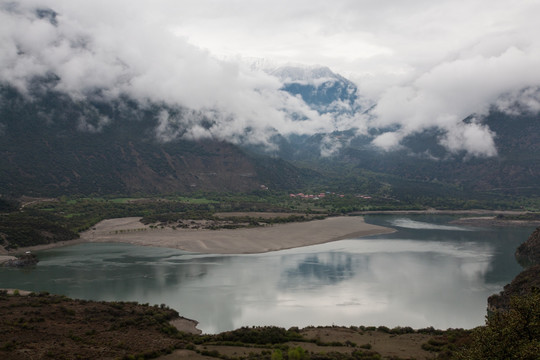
(0, 215), (533, 333)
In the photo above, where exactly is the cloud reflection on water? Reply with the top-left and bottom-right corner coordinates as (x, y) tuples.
(138, 239), (497, 332)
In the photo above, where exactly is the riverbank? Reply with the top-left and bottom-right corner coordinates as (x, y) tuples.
(11, 216), (395, 254)
(351, 209), (530, 216)
(0, 255), (17, 266)
(451, 216), (540, 227)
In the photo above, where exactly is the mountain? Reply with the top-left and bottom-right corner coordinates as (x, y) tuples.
(0, 85), (312, 196)
(1, 63), (538, 203)
(262, 65), (540, 197)
(271, 65), (365, 115)
(339, 110), (540, 196)
(246, 65), (369, 160)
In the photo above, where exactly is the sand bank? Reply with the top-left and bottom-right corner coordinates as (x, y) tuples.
(451, 216), (540, 227)
(0, 255), (17, 265)
(170, 317), (202, 335)
(30, 216), (395, 254)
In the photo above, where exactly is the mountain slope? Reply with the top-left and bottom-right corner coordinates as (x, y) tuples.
(0, 86), (311, 196)
(340, 110), (540, 196)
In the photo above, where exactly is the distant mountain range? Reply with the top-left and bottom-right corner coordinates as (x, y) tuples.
(0, 65), (538, 202)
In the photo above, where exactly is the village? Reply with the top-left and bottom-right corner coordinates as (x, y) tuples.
(289, 192), (372, 200)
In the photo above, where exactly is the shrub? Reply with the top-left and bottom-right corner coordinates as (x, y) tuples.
(288, 346), (307, 360)
(376, 326), (390, 333)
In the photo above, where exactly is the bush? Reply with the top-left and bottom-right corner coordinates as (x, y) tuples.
(288, 346), (307, 360)
(351, 349), (382, 359)
(376, 326), (390, 333)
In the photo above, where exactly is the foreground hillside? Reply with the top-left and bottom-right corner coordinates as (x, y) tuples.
(0, 290), (461, 360)
(0, 291), (183, 360)
(2, 288), (537, 359)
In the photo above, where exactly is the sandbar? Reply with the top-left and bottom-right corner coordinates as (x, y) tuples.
(0, 255), (17, 265)
(35, 216), (394, 254)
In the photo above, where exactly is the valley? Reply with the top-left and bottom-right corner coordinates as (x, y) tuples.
(1, 3), (539, 358)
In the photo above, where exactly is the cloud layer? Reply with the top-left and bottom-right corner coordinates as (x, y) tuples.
(0, 1), (346, 149)
(1, 0), (540, 157)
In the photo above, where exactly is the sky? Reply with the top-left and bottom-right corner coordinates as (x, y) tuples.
(1, 0), (540, 156)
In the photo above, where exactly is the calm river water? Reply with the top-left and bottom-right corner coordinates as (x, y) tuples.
(0, 215), (534, 333)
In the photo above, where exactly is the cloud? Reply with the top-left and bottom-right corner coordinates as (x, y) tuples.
(1, 0), (539, 158)
(496, 86), (540, 115)
(371, 132), (403, 151)
(371, 46), (540, 155)
(0, 1), (351, 151)
(439, 120), (497, 158)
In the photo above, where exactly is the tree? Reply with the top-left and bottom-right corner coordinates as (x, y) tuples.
(271, 349), (283, 360)
(288, 346), (307, 360)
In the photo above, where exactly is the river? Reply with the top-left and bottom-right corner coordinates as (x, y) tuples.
(0, 215), (533, 334)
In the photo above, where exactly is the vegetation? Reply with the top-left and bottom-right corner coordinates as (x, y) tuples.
(455, 290), (540, 360)
(1, 189), (537, 251)
(210, 326), (304, 345)
(515, 227), (540, 267)
(1, 289), (441, 360)
(496, 213), (540, 221)
(0, 291), (183, 360)
(1, 286), (539, 359)
(0, 208), (79, 249)
(0, 198), (19, 212)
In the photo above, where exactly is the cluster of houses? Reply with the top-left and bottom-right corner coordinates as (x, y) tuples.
(289, 192), (344, 200)
(289, 192), (373, 200)
(356, 194), (372, 199)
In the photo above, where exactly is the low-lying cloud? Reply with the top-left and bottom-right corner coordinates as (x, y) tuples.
(1, 1), (539, 158)
(371, 46), (540, 156)
(0, 2), (346, 149)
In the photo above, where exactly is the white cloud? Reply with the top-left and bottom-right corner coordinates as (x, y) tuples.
(1, 0), (539, 157)
(439, 120), (497, 158)
(0, 1), (349, 152)
(371, 132), (403, 151)
(371, 46), (540, 155)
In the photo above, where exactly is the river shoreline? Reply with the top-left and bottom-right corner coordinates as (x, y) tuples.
(9, 210), (535, 255)
(351, 209), (530, 216)
(0, 255), (17, 265)
(450, 216), (540, 227)
(9, 216), (395, 255)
